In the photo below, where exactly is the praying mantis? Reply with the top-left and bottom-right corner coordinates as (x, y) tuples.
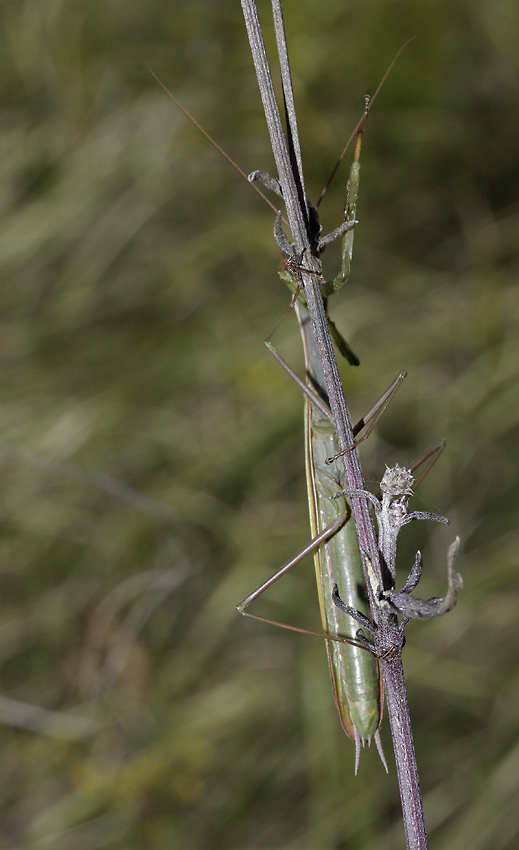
(238, 112), (389, 767)
(237, 112), (457, 769)
(152, 49), (462, 772)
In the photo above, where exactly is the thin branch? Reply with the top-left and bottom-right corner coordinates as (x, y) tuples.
(240, 3), (433, 848)
(241, 0), (307, 244)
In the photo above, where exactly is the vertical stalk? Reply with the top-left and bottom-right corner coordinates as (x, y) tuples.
(383, 654), (428, 849)
(241, 2), (430, 846)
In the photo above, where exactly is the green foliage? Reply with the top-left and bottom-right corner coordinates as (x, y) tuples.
(1, 0), (518, 847)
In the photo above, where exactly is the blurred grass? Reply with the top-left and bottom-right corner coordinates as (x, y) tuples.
(0, 0), (518, 848)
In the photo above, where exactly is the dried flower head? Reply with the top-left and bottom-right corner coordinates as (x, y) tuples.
(380, 465), (414, 497)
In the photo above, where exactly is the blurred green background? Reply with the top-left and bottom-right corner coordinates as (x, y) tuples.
(0, 1), (518, 848)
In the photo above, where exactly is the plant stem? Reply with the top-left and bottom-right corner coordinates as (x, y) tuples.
(241, 1), (428, 846)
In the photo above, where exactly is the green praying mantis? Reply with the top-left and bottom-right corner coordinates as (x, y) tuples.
(238, 111), (388, 769)
(237, 111), (455, 770)
(153, 56), (462, 772)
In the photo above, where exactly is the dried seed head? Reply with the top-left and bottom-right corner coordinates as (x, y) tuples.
(380, 464), (414, 497)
